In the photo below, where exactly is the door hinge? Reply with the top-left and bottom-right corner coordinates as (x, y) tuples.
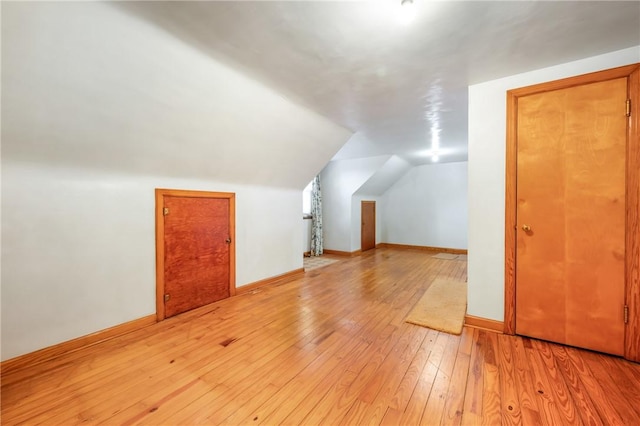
(163, 207), (169, 216)
(626, 99), (631, 117)
(164, 294), (170, 302)
(624, 305), (629, 324)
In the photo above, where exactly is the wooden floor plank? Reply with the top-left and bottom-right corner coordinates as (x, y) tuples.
(460, 328), (483, 425)
(530, 339), (583, 426)
(479, 331), (502, 426)
(205, 324), (361, 424)
(387, 328), (439, 413)
(396, 331), (449, 425)
(496, 333), (523, 425)
(556, 346), (623, 425)
(440, 327), (474, 425)
(549, 344), (603, 426)
(419, 334), (461, 425)
(520, 337), (568, 426)
(2, 248), (638, 425)
(147, 330), (347, 425)
(49, 302), (324, 425)
(579, 349), (640, 424)
(381, 407), (404, 425)
(507, 336), (541, 425)
(241, 331), (358, 425)
(337, 324), (426, 425)
(597, 355), (640, 418)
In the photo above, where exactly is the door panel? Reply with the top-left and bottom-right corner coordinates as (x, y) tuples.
(361, 201), (376, 252)
(515, 77), (627, 355)
(163, 196), (231, 318)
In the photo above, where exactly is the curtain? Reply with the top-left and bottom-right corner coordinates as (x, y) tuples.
(310, 175), (323, 256)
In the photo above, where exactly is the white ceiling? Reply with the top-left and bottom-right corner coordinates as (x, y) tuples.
(116, 1), (640, 165)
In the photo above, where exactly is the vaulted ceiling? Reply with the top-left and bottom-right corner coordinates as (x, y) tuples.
(117, 1), (640, 165)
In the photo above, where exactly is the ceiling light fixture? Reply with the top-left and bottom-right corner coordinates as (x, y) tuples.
(429, 125), (441, 163)
(397, 0), (416, 25)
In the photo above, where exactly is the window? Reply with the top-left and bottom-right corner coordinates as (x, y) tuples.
(303, 180), (313, 218)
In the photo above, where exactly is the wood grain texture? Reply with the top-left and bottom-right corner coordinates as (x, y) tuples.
(507, 63), (640, 98)
(530, 339), (581, 425)
(549, 344), (602, 426)
(509, 336), (543, 425)
(504, 90), (518, 335)
(164, 196), (231, 317)
(0, 315), (156, 378)
(155, 188), (236, 321)
(1, 248), (638, 425)
(625, 66), (640, 362)
(516, 77), (627, 355)
(505, 64), (640, 360)
(361, 200), (376, 252)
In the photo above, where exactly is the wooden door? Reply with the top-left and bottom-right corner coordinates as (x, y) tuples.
(361, 201), (376, 252)
(514, 77), (628, 355)
(155, 189), (235, 320)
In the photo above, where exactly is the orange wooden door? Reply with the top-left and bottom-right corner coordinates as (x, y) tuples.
(515, 77), (627, 355)
(160, 192), (234, 318)
(361, 201), (376, 252)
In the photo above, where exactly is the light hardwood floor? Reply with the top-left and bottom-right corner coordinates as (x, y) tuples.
(2, 248), (639, 425)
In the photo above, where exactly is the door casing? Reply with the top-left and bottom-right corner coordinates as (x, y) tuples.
(155, 188), (236, 321)
(504, 63), (640, 362)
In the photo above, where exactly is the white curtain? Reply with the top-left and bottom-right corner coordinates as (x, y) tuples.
(310, 175), (323, 256)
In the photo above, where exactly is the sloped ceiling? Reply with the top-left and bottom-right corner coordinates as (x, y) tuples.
(114, 1), (640, 165)
(5, 1), (637, 191)
(1, 2), (351, 189)
(354, 155), (412, 196)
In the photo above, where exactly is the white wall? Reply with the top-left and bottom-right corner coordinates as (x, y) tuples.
(321, 156), (390, 252)
(468, 46), (640, 322)
(382, 162), (468, 250)
(1, 162), (304, 361)
(320, 155), (390, 252)
(352, 155), (411, 251)
(1, 2), (351, 360)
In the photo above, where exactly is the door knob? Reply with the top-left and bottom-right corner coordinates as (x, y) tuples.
(225, 237), (232, 244)
(522, 224), (531, 232)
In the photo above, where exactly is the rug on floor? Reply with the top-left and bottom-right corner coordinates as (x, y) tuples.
(405, 278), (467, 335)
(432, 252), (459, 260)
(304, 256), (339, 271)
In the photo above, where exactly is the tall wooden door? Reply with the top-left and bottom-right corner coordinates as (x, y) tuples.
(514, 77), (628, 355)
(361, 201), (376, 252)
(155, 189), (235, 320)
